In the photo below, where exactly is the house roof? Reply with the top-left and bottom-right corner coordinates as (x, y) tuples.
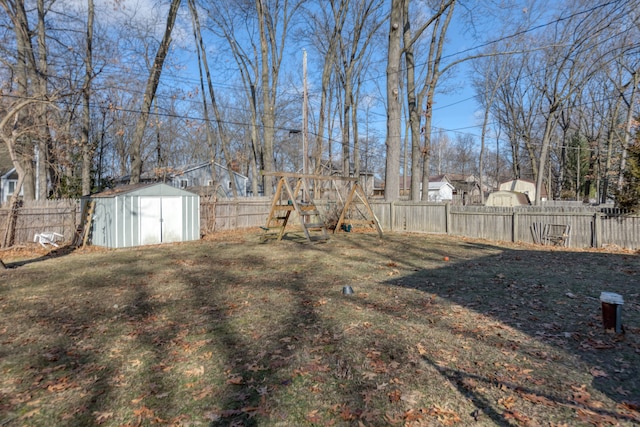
(398, 175), (454, 189)
(428, 181), (454, 190)
(171, 161), (248, 179)
(91, 182), (198, 198)
(500, 178), (535, 185)
(0, 144), (14, 176)
(486, 190), (530, 206)
(499, 178), (548, 197)
(116, 160), (249, 184)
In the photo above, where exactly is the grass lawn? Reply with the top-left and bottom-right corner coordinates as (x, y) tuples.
(1, 229), (639, 426)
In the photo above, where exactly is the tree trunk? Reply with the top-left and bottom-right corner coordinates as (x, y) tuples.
(81, 0), (95, 195)
(342, 79), (351, 176)
(2, 0), (39, 201)
(618, 71), (639, 190)
(534, 107), (558, 204)
(601, 94), (622, 203)
(129, 0), (181, 184)
(352, 88), (360, 177)
(403, 0), (422, 201)
(36, 0), (50, 200)
(257, 0), (275, 196)
(421, 5), (455, 202)
(188, 0), (238, 197)
(385, 0), (402, 202)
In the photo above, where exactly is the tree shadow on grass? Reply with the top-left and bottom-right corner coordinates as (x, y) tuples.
(346, 233), (640, 424)
(2, 232), (638, 426)
(180, 246), (377, 426)
(0, 249), (199, 426)
(1, 243), (82, 268)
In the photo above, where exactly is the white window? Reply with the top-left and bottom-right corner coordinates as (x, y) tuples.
(180, 179), (188, 188)
(207, 180), (213, 186)
(228, 181), (232, 189)
(8, 181), (15, 195)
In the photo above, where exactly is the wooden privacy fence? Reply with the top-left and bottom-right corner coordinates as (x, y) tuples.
(2, 198), (639, 250)
(0, 199), (80, 247)
(369, 202), (640, 250)
(210, 199), (640, 250)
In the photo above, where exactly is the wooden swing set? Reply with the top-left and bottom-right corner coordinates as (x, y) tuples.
(261, 172), (382, 243)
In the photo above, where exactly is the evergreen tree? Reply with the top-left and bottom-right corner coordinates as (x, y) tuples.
(615, 130), (640, 212)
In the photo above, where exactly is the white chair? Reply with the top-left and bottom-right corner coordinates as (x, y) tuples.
(34, 232), (64, 248)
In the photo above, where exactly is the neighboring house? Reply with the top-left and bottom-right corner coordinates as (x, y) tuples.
(439, 174), (482, 205)
(169, 161), (249, 198)
(427, 181), (455, 202)
(0, 144), (20, 205)
(398, 174), (479, 204)
(0, 169), (20, 205)
(499, 179), (547, 202)
(117, 161), (249, 198)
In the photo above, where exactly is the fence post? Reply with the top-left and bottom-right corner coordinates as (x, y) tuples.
(593, 212), (601, 248)
(512, 210), (518, 243)
(445, 202), (450, 234)
(389, 201), (394, 232)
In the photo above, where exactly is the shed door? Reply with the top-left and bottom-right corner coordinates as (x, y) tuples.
(139, 197), (183, 245)
(161, 197), (182, 243)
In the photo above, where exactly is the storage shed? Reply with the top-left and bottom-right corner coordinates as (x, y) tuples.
(89, 183), (200, 248)
(485, 190), (530, 207)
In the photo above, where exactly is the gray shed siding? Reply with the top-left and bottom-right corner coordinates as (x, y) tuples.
(90, 183), (200, 248)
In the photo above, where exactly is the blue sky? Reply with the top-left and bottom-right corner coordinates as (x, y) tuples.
(89, 0), (498, 149)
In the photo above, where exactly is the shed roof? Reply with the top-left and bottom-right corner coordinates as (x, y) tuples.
(91, 182), (198, 198)
(0, 144), (14, 176)
(486, 190), (530, 206)
(428, 181), (454, 190)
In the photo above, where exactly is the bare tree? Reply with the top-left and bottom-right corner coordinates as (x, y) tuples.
(81, 0), (95, 195)
(302, 2), (344, 175)
(188, 0), (239, 196)
(129, 0), (181, 184)
(472, 47), (511, 203)
(0, 0), (51, 202)
(403, 0), (455, 201)
(385, 0), (402, 201)
(333, 0), (385, 177)
(203, 0), (301, 196)
(529, 1), (635, 204)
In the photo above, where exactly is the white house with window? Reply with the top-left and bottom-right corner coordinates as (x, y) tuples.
(0, 142), (20, 204)
(0, 168), (21, 204)
(427, 180), (455, 202)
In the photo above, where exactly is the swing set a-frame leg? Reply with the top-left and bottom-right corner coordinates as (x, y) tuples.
(335, 182), (383, 237)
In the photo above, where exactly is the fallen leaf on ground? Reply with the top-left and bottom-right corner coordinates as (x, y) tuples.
(499, 396), (516, 409)
(576, 408), (617, 425)
(93, 411), (114, 424)
(226, 375), (243, 385)
(388, 389), (402, 402)
(306, 409), (322, 423)
(427, 405), (461, 426)
(503, 410), (531, 425)
(518, 391), (556, 406)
